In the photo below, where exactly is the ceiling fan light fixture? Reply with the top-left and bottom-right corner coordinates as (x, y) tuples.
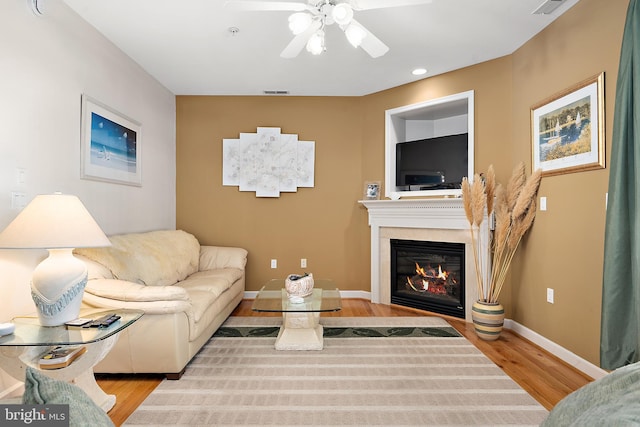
(288, 12), (312, 35)
(345, 23), (367, 48)
(332, 3), (353, 26)
(306, 30), (325, 55)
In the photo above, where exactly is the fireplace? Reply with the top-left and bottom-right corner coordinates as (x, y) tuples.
(360, 199), (490, 323)
(391, 239), (465, 318)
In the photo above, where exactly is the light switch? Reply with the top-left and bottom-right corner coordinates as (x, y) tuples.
(11, 192), (27, 210)
(540, 196), (547, 211)
(16, 168), (26, 185)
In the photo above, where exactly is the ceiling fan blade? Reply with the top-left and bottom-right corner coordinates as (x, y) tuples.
(348, 0), (432, 11)
(280, 20), (322, 58)
(348, 19), (389, 58)
(224, 1), (310, 12)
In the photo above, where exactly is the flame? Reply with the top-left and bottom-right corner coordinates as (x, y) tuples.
(437, 265), (448, 280)
(406, 262), (454, 294)
(415, 262), (426, 277)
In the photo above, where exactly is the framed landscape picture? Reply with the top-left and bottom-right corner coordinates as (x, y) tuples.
(531, 73), (605, 177)
(80, 94), (142, 186)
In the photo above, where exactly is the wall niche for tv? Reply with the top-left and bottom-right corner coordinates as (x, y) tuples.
(385, 90), (474, 199)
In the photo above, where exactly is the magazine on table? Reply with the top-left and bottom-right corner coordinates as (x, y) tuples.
(39, 345), (87, 370)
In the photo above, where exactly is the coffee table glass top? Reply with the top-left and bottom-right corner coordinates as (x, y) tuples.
(252, 279), (342, 313)
(0, 309), (143, 347)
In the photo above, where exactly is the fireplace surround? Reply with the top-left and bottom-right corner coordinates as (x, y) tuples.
(360, 199), (490, 323)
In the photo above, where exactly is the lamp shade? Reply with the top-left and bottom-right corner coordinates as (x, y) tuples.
(0, 193), (110, 326)
(0, 194), (111, 249)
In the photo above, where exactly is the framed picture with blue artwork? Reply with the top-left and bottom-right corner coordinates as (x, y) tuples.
(80, 94), (142, 186)
(531, 72), (605, 177)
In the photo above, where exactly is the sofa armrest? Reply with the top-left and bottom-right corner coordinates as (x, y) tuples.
(199, 246), (248, 271)
(85, 279), (190, 302)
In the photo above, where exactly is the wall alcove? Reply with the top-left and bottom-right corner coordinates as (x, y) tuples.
(384, 90), (475, 199)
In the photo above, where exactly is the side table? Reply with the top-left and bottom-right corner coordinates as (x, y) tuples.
(0, 308), (143, 412)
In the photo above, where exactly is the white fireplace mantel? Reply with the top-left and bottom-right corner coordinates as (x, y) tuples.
(360, 198), (474, 229)
(360, 198), (489, 322)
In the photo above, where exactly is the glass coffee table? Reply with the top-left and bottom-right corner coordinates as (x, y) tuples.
(252, 279), (341, 350)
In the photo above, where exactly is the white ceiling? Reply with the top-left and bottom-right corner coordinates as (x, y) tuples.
(61, 0), (580, 96)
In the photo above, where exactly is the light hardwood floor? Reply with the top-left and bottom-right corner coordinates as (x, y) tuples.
(97, 299), (594, 426)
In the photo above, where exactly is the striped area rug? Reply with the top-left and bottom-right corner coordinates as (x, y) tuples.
(124, 317), (548, 426)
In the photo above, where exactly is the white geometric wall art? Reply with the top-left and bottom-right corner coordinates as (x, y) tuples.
(223, 127), (315, 197)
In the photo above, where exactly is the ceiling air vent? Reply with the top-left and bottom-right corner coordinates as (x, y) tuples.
(532, 0), (566, 14)
(263, 90), (289, 95)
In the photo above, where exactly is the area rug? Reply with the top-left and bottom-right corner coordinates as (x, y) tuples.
(124, 317), (548, 426)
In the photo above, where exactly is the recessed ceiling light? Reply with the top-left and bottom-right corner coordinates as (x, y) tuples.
(412, 68), (427, 76)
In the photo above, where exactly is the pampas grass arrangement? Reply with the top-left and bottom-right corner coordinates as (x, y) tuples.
(462, 163), (542, 304)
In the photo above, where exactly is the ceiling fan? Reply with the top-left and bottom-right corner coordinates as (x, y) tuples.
(224, 0), (432, 59)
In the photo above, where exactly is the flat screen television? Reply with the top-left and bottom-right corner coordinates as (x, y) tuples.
(395, 133), (468, 191)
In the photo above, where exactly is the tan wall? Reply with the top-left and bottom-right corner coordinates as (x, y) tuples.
(509, 0), (628, 366)
(176, 0), (629, 367)
(176, 96), (370, 292)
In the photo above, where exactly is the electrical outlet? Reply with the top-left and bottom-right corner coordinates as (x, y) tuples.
(546, 288), (554, 304)
(540, 196), (547, 211)
(301, 258), (307, 268)
(270, 259), (277, 269)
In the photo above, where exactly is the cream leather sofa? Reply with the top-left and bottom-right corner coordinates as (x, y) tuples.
(75, 229), (247, 379)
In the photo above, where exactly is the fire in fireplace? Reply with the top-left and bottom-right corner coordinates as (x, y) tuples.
(390, 239), (465, 318)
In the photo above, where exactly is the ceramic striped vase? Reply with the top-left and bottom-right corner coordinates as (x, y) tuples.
(471, 300), (504, 341)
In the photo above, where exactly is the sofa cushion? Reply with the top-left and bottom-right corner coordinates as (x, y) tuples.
(185, 289), (219, 324)
(85, 279), (190, 302)
(186, 269), (244, 290)
(76, 230), (200, 286)
(199, 246), (248, 270)
(180, 270), (241, 320)
(22, 367), (114, 427)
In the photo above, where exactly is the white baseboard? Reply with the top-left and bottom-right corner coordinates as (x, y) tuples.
(338, 290), (371, 299)
(505, 319), (607, 380)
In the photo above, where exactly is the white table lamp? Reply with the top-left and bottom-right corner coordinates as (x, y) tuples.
(0, 193), (111, 326)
